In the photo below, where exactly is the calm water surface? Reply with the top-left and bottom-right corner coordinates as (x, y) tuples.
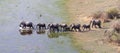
(0, 0), (79, 53)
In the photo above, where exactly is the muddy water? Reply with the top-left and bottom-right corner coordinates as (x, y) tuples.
(0, 0), (79, 53)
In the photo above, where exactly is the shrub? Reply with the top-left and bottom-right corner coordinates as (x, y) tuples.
(104, 20), (120, 43)
(92, 11), (111, 23)
(105, 8), (119, 19)
(92, 11), (103, 19)
(112, 20), (120, 33)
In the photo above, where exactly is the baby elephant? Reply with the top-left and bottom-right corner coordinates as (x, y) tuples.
(82, 24), (91, 31)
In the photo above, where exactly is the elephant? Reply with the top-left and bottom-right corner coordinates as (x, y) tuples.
(82, 24), (91, 31)
(36, 23), (46, 30)
(26, 22), (34, 29)
(65, 26), (71, 31)
(90, 19), (102, 28)
(70, 23), (81, 32)
(19, 21), (26, 28)
(19, 21), (34, 29)
(59, 24), (68, 32)
(47, 23), (59, 32)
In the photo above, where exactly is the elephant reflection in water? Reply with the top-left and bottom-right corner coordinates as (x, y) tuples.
(36, 30), (45, 34)
(19, 27), (33, 35)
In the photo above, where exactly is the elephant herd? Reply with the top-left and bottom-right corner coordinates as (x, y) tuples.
(19, 19), (102, 34)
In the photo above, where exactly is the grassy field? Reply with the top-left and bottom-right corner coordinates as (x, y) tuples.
(66, 0), (120, 53)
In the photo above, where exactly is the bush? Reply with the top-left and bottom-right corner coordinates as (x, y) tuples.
(92, 11), (103, 19)
(92, 11), (111, 23)
(112, 20), (120, 33)
(105, 8), (119, 19)
(92, 7), (120, 20)
(104, 20), (120, 43)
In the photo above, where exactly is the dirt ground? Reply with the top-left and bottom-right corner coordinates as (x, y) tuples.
(66, 0), (120, 53)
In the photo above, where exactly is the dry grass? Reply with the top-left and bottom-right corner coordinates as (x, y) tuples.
(66, 0), (120, 53)
(66, 0), (120, 23)
(66, 0), (118, 18)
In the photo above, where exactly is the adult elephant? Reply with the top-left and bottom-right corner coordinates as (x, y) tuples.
(59, 24), (68, 32)
(70, 23), (81, 32)
(90, 19), (102, 28)
(19, 21), (26, 28)
(47, 23), (59, 32)
(36, 23), (46, 30)
(19, 21), (34, 29)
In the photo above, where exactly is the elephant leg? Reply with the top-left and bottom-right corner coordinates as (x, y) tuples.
(83, 28), (85, 31)
(86, 27), (87, 30)
(86, 28), (88, 31)
(61, 28), (63, 32)
(64, 28), (66, 32)
(85, 28), (87, 31)
(53, 28), (55, 33)
(95, 25), (97, 28)
(89, 28), (91, 31)
(92, 24), (94, 28)
(98, 24), (102, 28)
(56, 28), (59, 32)
(32, 26), (34, 29)
(75, 29), (77, 32)
(66, 28), (69, 31)
(79, 29), (81, 32)
(78, 27), (81, 32)
(44, 27), (46, 30)
(22, 26), (26, 29)
(45, 27), (46, 30)
(39, 27), (41, 30)
(71, 27), (74, 32)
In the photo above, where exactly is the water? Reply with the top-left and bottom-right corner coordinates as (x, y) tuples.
(0, 0), (79, 53)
